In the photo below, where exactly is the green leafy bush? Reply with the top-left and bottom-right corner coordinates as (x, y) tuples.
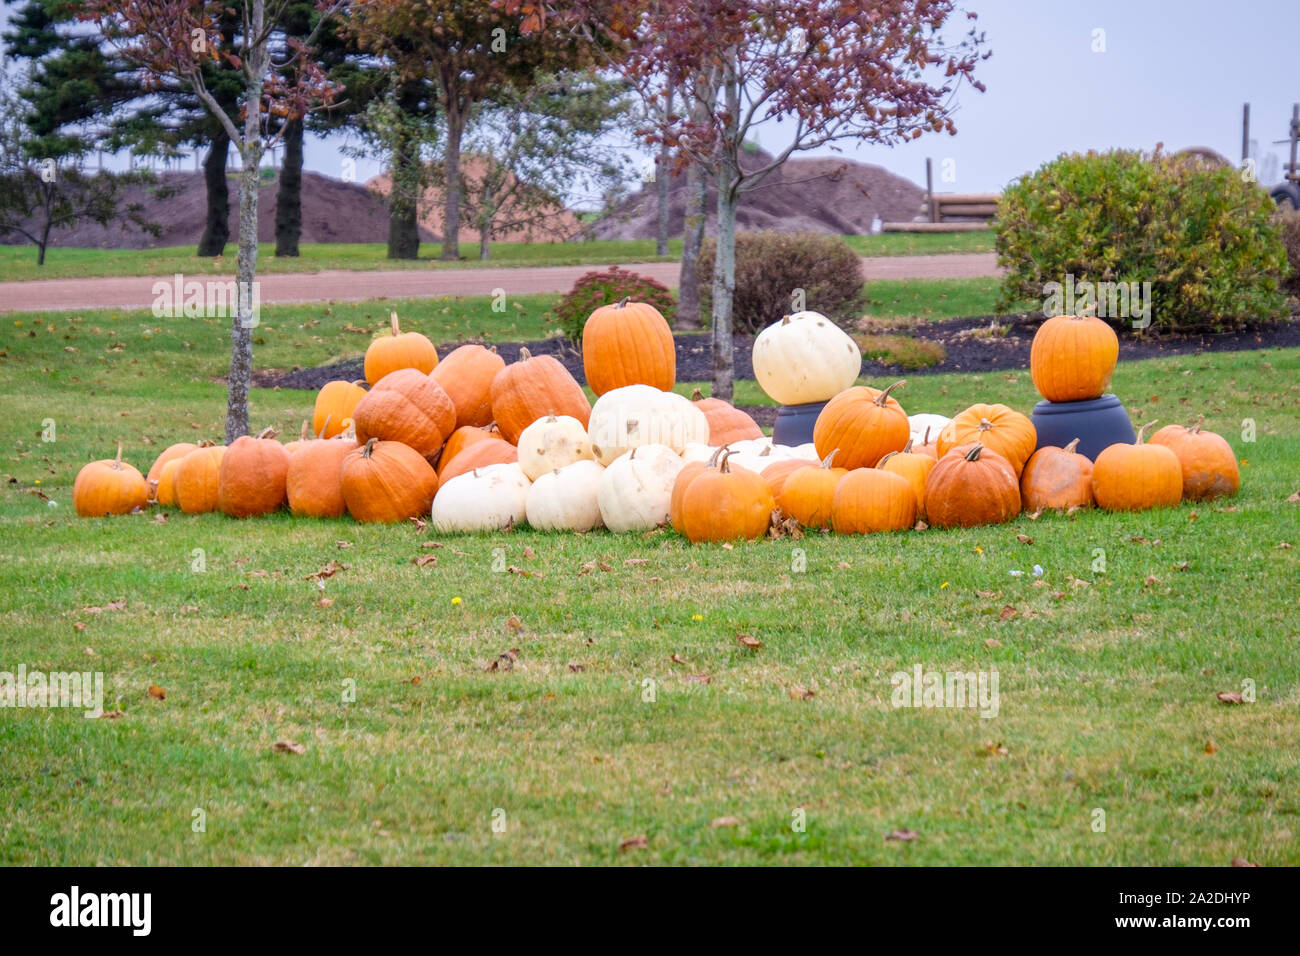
(697, 231), (866, 335)
(549, 266), (677, 344)
(1274, 208), (1300, 296)
(996, 149), (1290, 333)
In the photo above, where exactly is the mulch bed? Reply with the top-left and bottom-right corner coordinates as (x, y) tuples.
(258, 315), (1300, 426)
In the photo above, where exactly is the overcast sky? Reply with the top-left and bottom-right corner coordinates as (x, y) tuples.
(6, 0), (1299, 195)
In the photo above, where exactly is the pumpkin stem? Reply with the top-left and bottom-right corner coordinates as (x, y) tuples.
(255, 426), (277, 440)
(923, 426), (932, 445)
(978, 418), (993, 432)
(300, 420), (310, 441)
(1062, 437), (1081, 454)
(389, 312), (401, 336)
(1135, 420), (1156, 444)
(758, 444), (772, 457)
(964, 443), (985, 462)
(113, 442), (124, 469)
(820, 449), (838, 469)
(691, 388), (704, 401)
(1191, 414), (1204, 434)
(718, 449), (732, 473)
(518, 347), (531, 362)
(781, 315), (791, 325)
(901, 439), (914, 453)
(707, 445), (727, 467)
(878, 450), (899, 467)
(317, 414), (333, 439)
(361, 437), (378, 458)
(873, 380), (905, 407)
(616, 296), (630, 308)
(351, 379), (369, 389)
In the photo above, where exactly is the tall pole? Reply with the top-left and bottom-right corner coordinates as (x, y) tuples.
(926, 157), (936, 223)
(1241, 103), (1250, 163)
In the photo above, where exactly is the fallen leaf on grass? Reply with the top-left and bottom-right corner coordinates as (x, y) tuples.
(1172, 561), (1189, 572)
(981, 741), (1009, 756)
(1144, 575), (1161, 587)
(624, 558), (649, 566)
(505, 615), (522, 632)
(568, 663), (585, 673)
(316, 597), (334, 608)
(413, 554), (438, 568)
(153, 512), (168, 524)
(73, 621), (86, 632)
(1025, 510), (1041, 521)
(684, 674), (712, 685)
(305, 560), (347, 581)
(420, 541), (442, 549)
(84, 599), (126, 614)
(522, 546), (536, 560)
(1231, 857), (1259, 867)
(1216, 691), (1245, 704)
(1286, 493), (1300, 504)
(736, 634), (762, 649)
(984, 638), (1002, 648)
(998, 605), (1018, 621)
(886, 829), (918, 842)
(710, 816), (741, 828)
(96, 710), (126, 720)
(336, 540), (353, 550)
(1016, 534), (1033, 545)
(273, 740), (306, 755)
(1204, 740), (1218, 755)
(147, 684), (166, 700)
(409, 517), (426, 532)
(485, 649), (521, 672)
(619, 835), (648, 852)
(788, 687), (815, 700)
(1277, 542), (1293, 550)
(669, 653), (688, 665)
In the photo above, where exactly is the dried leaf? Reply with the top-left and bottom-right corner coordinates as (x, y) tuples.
(720, 543), (733, 551)
(788, 687), (815, 700)
(624, 558), (649, 566)
(710, 816), (741, 828)
(998, 605), (1018, 621)
(147, 684), (166, 700)
(669, 653), (688, 665)
(619, 835), (648, 852)
(317, 597), (334, 608)
(1144, 575), (1161, 587)
(913, 520), (928, 531)
(73, 621), (86, 632)
(273, 740), (306, 755)
(413, 554), (438, 568)
(981, 741), (1009, 756)
(568, 663), (585, 673)
(522, 546), (536, 559)
(420, 540), (442, 549)
(1216, 691), (1244, 704)
(1204, 740), (1218, 755)
(886, 829), (919, 842)
(409, 517), (427, 532)
(1286, 492), (1300, 504)
(684, 674), (712, 685)
(984, 638), (1002, 648)
(1016, 534), (1033, 545)
(1025, 510), (1041, 521)
(306, 560), (347, 581)
(505, 614), (522, 632)
(1231, 857), (1259, 867)
(96, 710), (126, 720)
(1172, 561), (1189, 572)
(736, 634), (762, 649)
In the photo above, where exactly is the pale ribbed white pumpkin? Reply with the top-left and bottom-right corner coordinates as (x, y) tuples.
(726, 445), (781, 474)
(431, 463), (531, 533)
(908, 413), (952, 444)
(789, 442), (821, 461)
(752, 311), (861, 406)
(588, 385), (706, 465)
(728, 436), (777, 457)
(596, 444), (685, 532)
(525, 459), (604, 532)
(516, 414), (593, 480)
(681, 442), (718, 463)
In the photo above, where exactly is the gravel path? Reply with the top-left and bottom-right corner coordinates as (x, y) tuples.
(0, 253), (1001, 313)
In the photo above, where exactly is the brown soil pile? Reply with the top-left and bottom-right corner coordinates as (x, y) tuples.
(589, 147), (926, 239)
(1, 171), (436, 251)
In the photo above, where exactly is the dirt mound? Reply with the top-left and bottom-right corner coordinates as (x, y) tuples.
(1, 170), (435, 251)
(589, 147), (926, 240)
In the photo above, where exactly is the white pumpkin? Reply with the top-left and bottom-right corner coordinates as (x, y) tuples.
(588, 385), (703, 465)
(789, 442), (821, 461)
(728, 437), (777, 457)
(596, 444), (685, 532)
(908, 413), (952, 445)
(681, 442), (718, 463)
(516, 414), (593, 480)
(751, 311), (861, 406)
(726, 445), (781, 474)
(525, 459), (605, 532)
(431, 463), (531, 533)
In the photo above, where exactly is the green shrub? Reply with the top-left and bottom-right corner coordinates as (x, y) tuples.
(697, 231), (866, 335)
(1274, 208), (1300, 295)
(995, 148), (1290, 333)
(853, 333), (947, 370)
(548, 266), (677, 344)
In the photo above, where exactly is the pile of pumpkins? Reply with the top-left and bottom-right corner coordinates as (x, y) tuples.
(73, 305), (1242, 540)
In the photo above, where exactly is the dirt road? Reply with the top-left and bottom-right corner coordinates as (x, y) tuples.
(0, 253), (1000, 313)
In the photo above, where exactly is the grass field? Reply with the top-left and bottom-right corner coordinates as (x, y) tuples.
(2, 287), (1297, 865)
(0, 231), (994, 282)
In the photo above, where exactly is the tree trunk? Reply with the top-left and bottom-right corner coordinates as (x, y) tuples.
(711, 164), (737, 402)
(197, 128), (230, 257)
(386, 126), (420, 260)
(655, 143), (671, 257)
(479, 225), (491, 261)
(441, 106), (465, 260)
(227, 84), (263, 443)
(37, 218), (51, 266)
(274, 116), (303, 257)
(676, 161), (706, 330)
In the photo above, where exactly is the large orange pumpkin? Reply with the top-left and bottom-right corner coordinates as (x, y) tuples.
(1020, 438), (1094, 512)
(73, 443), (149, 517)
(670, 447), (724, 531)
(218, 427), (291, 518)
(489, 347), (591, 444)
(437, 424), (505, 476)
(352, 368), (457, 460)
(691, 389), (762, 445)
(313, 380), (367, 438)
(877, 441), (937, 520)
(581, 297), (676, 396)
(437, 437), (519, 484)
(147, 441), (199, 484)
(1092, 422), (1184, 512)
(174, 445), (226, 514)
(154, 457), (183, 507)
(760, 458), (816, 499)
(938, 404), (1037, 476)
(674, 451), (774, 543)
(287, 434), (359, 518)
(830, 467), (916, 534)
(812, 381), (909, 469)
(341, 438), (440, 523)
(777, 451), (847, 530)
(431, 344), (506, 429)
(1030, 314), (1119, 403)
(924, 443), (1021, 528)
(1148, 418), (1240, 501)
(364, 311), (438, 385)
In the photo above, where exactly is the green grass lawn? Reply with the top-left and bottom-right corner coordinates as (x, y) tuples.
(2, 291), (1297, 865)
(0, 231), (994, 283)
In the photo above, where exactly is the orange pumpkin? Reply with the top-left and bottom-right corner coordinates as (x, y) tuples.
(912, 425), (941, 460)
(812, 380), (909, 469)
(938, 404), (1037, 476)
(218, 427), (291, 518)
(174, 445), (226, 514)
(924, 443), (1021, 528)
(1030, 314), (1119, 403)
(431, 344), (506, 429)
(760, 458), (816, 499)
(489, 347), (591, 444)
(313, 380), (367, 438)
(287, 433), (359, 518)
(283, 420), (313, 455)
(691, 389), (762, 445)
(1020, 438), (1094, 512)
(777, 451), (847, 530)
(1148, 418), (1240, 501)
(830, 467), (917, 534)
(670, 447), (724, 531)
(147, 441), (199, 484)
(674, 451), (774, 543)
(877, 441), (937, 520)
(437, 424), (505, 477)
(154, 457), (183, 507)
(341, 438), (440, 523)
(364, 311), (438, 386)
(1092, 422), (1183, 512)
(437, 437), (519, 484)
(581, 297), (676, 395)
(73, 443), (149, 517)
(352, 368), (457, 460)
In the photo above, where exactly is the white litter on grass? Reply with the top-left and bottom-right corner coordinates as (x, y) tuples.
(1033, 565), (1044, 577)
(1009, 570), (1023, 577)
